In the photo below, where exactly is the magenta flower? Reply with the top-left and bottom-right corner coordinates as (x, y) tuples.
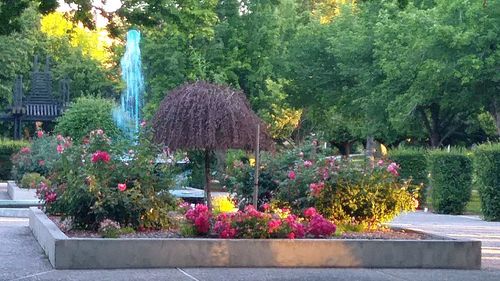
(288, 170), (296, 180)
(117, 183), (127, 192)
(45, 192), (57, 203)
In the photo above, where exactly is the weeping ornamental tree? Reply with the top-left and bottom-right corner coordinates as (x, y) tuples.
(152, 81), (274, 209)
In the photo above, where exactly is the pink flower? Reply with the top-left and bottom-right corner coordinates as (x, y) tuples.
(304, 160), (313, 168)
(288, 170), (296, 180)
(309, 182), (325, 197)
(140, 121), (147, 127)
(261, 203), (271, 211)
(306, 214), (336, 238)
(387, 162), (400, 176)
(37, 130), (44, 138)
(298, 151), (304, 158)
(287, 232), (296, 239)
(267, 219), (282, 233)
(57, 134), (64, 141)
(56, 144), (64, 154)
(91, 150), (111, 163)
(45, 192), (57, 203)
(96, 129), (104, 135)
(117, 183), (127, 192)
(304, 207), (317, 218)
(38, 181), (48, 191)
(20, 147), (31, 154)
(38, 160), (45, 166)
(377, 159), (384, 166)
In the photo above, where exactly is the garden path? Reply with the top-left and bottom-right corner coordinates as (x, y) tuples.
(391, 211), (500, 270)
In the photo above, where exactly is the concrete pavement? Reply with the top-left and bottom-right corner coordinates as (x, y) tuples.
(391, 211), (500, 270)
(1, 216), (500, 281)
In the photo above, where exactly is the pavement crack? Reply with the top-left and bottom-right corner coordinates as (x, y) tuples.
(8, 270), (55, 281)
(177, 268), (202, 281)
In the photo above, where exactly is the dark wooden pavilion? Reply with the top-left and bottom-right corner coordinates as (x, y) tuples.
(0, 56), (70, 139)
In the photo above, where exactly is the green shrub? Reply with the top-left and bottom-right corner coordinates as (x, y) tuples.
(55, 96), (120, 142)
(315, 161), (417, 230)
(389, 148), (428, 207)
(474, 143), (500, 221)
(11, 133), (65, 180)
(20, 173), (50, 189)
(428, 150), (472, 214)
(0, 139), (29, 180)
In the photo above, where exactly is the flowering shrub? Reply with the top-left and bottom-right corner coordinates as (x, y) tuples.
(35, 128), (177, 230)
(20, 172), (50, 189)
(11, 132), (71, 180)
(184, 204), (336, 239)
(220, 139), (416, 230)
(98, 219), (121, 238)
(212, 196), (237, 215)
(185, 204), (211, 234)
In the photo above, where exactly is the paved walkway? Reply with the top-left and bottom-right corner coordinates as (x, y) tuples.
(1, 181), (500, 280)
(390, 211), (500, 270)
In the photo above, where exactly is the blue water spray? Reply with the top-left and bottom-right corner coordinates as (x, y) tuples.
(113, 30), (144, 138)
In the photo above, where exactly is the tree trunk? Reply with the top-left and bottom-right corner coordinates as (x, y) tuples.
(429, 103), (441, 148)
(204, 149), (212, 210)
(494, 97), (500, 137)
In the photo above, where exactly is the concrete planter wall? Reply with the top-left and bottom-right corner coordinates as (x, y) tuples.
(7, 181), (39, 201)
(29, 208), (481, 270)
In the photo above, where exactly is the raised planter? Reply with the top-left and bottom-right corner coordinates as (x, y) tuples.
(29, 208), (481, 270)
(7, 181), (39, 201)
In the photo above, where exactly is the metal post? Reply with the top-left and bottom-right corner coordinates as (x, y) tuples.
(253, 124), (260, 207)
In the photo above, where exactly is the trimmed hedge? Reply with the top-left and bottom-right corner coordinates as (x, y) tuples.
(474, 143), (500, 221)
(0, 139), (29, 180)
(428, 150), (472, 214)
(389, 148), (428, 207)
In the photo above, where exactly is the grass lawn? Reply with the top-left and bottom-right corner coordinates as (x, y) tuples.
(465, 189), (481, 215)
(422, 189), (482, 216)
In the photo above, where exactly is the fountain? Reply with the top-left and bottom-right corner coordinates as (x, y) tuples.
(113, 30), (144, 138)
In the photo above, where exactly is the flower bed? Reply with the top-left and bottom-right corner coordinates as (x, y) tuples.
(30, 208), (481, 269)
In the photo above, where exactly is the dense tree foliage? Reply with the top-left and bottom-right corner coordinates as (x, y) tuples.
(0, 0), (498, 148)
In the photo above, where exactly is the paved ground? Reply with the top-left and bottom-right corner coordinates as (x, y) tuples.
(0, 182), (10, 199)
(391, 211), (500, 270)
(2, 181), (500, 280)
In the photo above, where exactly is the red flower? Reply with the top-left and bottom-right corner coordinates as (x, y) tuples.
(37, 130), (44, 138)
(288, 170), (296, 180)
(117, 183), (127, 192)
(287, 232), (295, 239)
(91, 150), (111, 163)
